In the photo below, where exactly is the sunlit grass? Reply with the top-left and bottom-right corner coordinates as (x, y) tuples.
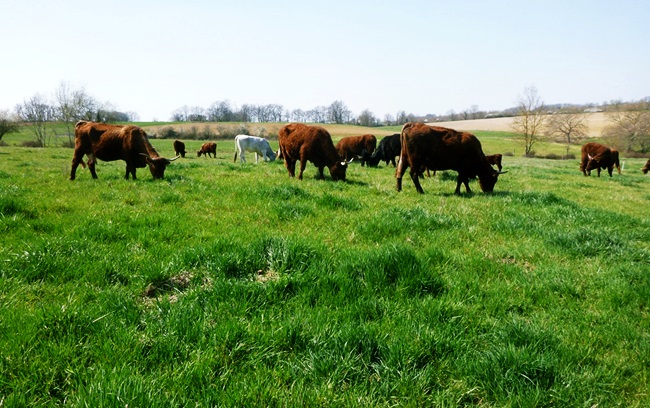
(0, 134), (648, 406)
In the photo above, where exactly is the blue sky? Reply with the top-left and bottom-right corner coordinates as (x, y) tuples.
(2, 0), (648, 121)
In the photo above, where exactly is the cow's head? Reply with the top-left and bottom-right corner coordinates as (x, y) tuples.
(478, 169), (507, 193)
(329, 159), (351, 181)
(142, 154), (180, 179)
(585, 154), (600, 172)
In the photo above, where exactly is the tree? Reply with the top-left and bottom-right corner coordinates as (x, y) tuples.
(16, 94), (55, 147)
(328, 100), (350, 124)
(510, 86), (546, 156)
(602, 101), (650, 153)
(358, 109), (378, 127)
(53, 82), (99, 144)
(545, 108), (589, 157)
(0, 110), (19, 142)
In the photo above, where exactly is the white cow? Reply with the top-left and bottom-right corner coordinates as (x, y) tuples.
(233, 135), (277, 163)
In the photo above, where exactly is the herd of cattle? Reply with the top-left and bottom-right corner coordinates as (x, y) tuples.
(69, 120), (649, 193)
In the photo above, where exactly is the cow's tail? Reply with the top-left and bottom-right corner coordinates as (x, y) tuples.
(397, 122), (413, 172)
(233, 150), (238, 163)
(612, 149), (621, 174)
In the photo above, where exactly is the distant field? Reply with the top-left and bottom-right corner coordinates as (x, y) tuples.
(434, 112), (609, 136)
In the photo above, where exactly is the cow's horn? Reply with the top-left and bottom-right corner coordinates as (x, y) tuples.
(140, 153), (151, 158)
(497, 170), (508, 174)
(168, 155), (181, 162)
(587, 154), (593, 160)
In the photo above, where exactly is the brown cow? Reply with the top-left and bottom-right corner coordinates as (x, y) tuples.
(335, 134), (377, 161)
(396, 123), (506, 194)
(580, 142), (621, 177)
(486, 154), (503, 171)
(197, 142), (217, 158)
(641, 159), (650, 174)
(173, 140), (187, 158)
(70, 121), (178, 180)
(278, 123), (349, 181)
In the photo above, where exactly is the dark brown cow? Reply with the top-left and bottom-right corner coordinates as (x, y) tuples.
(396, 123), (506, 194)
(580, 142), (621, 177)
(486, 154), (503, 171)
(642, 159), (650, 174)
(335, 134), (377, 161)
(70, 121), (178, 180)
(278, 123), (349, 181)
(197, 142), (217, 158)
(173, 140), (187, 158)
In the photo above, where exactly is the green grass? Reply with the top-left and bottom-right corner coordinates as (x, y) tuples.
(0, 135), (649, 407)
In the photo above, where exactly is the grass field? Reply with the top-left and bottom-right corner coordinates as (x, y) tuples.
(1, 127), (649, 406)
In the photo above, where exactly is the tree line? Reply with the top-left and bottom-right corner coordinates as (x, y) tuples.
(171, 100), (418, 127)
(1, 82), (649, 155)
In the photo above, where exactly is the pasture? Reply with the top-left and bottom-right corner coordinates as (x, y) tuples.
(1, 127), (649, 406)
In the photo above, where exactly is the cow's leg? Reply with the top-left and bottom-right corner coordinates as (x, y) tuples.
(86, 154), (98, 179)
(125, 163), (137, 180)
(70, 151), (85, 180)
(395, 157), (409, 192)
(409, 169), (424, 194)
(597, 167), (601, 177)
(284, 158), (296, 177)
(255, 153), (259, 164)
(298, 160), (307, 180)
(317, 166), (325, 179)
(455, 175), (472, 195)
(607, 166), (613, 177)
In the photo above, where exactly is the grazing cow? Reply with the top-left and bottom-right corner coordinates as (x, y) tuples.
(70, 121), (178, 180)
(335, 134), (377, 161)
(173, 140), (187, 158)
(197, 142), (217, 158)
(580, 142), (621, 177)
(278, 123), (349, 181)
(642, 159), (650, 174)
(486, 154), (503, 171)
(362, 133), (401, 167)
(396, 123), (506, 194)
(233, 134), (277, 163)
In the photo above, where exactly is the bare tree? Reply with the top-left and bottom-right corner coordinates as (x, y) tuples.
(328, 100), (350, 124)
(545, 108), (589, 157)
(16, 94), (56, 146)
(602, 101), (650, 153)
(54, 82), (98, 145)
(358, 109), (378, 127)
(510, 86), (546, 156)
(0, 110), (20, 142)
(309, 106), (328, 123)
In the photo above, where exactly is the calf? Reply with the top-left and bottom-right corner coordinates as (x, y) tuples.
(173, 140), (187, 158)
(233, 134), (277, 163)
(278, 123), (349, 181)
(197, 142), (217, 158)
(486, 154), (503, 171)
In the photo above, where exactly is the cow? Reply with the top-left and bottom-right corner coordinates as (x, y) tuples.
(278, 123), (350, 181)
(70, 121), (178, 180)
(173, 140), (187, 158)
(486, 154), (503, 171)
(580, 142), (621, 177)
(362, 133), (401, 167)
(396, 123), (506, 195)
(642, 159), (650, 174)
(233, 134), (277, 163)
(335, 134), (377, 161)
(197, 142), (217, 158)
